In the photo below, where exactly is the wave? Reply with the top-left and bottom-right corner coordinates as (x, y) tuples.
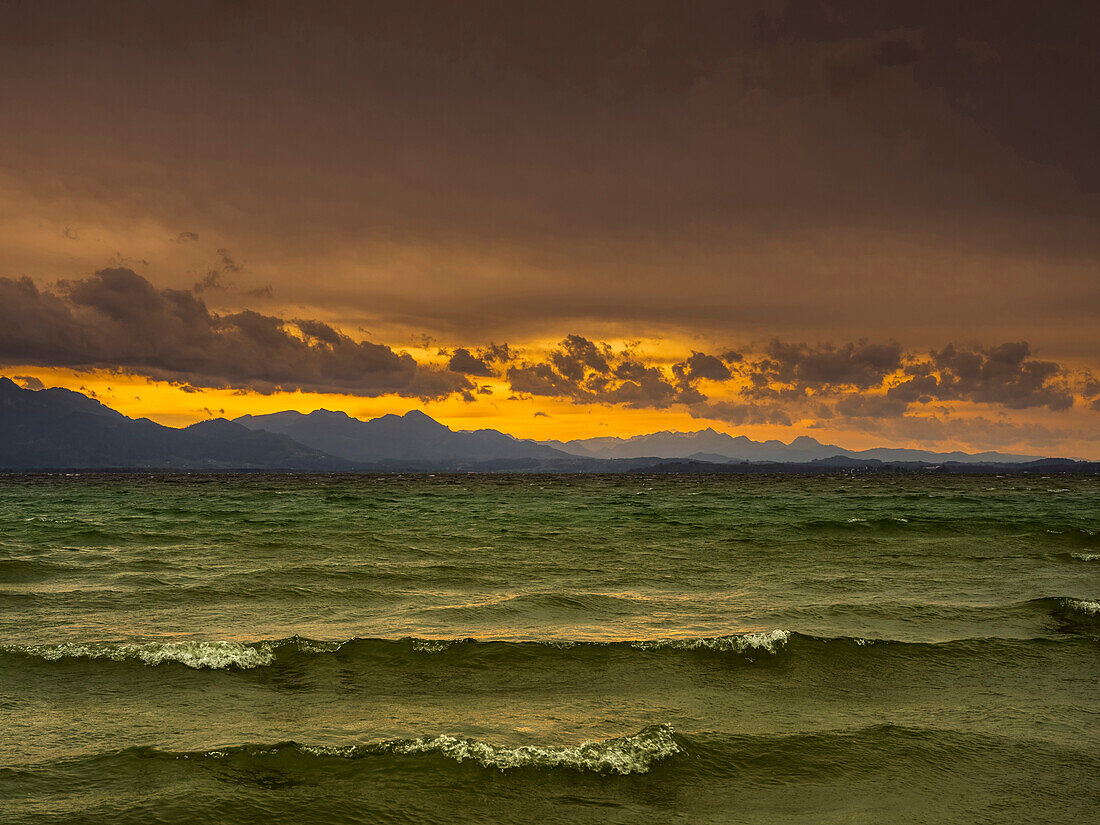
(628, 629), (790, 653)
(10, 723), (1096, 785)
(1027, 596), (1100, 619)
(2, 640), (278, 669)
(1062, 598), (1099, 616)
(343, 724), (678, 774)
(3, 606), (1094, 672)
(0, 631), (794, 670)
(61, 725), (682, 776)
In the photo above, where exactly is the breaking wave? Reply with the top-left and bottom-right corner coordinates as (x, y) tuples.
(4, 598), (1094, 672)
(0, 630), (792, 670)
(128, 725), (681, 775)
(629, 629), (790, 653)
(2, 640), (278, 669)
(1028, 596), (1100, 617)
(1063, 598), (1100, 616)
(12, 724), (1095, 786)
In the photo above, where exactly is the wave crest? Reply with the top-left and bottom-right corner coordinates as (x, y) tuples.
(1064, 598), (1100, 616)
(170, 725), (680, 775)
(0, 631), (794, 670)
(630, 629), (791, 654)
(375, 724), (679, 774)
(4, 640), (275, 669)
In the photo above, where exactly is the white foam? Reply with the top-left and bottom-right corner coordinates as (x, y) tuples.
(381, 724), (680, 774)
(12, 640), (276, 669)
(1071, 553), (1100, 562)
(410, 639), (454, 653)
(1066, 599), (1100, 616)
(630, 629), (791, 654)
(295, 639), (342, 654)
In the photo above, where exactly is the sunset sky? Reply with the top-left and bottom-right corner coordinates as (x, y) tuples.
(2, 1), (1098, 456)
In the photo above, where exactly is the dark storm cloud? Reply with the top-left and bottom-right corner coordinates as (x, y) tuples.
(9, 270), (1075, 421)
(504, 336), (784, 413)
(550, 335), (613, 381)
(479, 343), (517, 364)
(446, 347), (495, 377)
(1083, 376), (1100, 412)
(294, 319), (345, 346)
(507, 363), (589, 402)
(0, 269), (469, 399)
(2, 1), (1098, 352)
(741, 340), (905, 396)
(506, 336), (701, 409)
(737, 340), (1077, 416)
(897, 342), (1075, 411)
(672, 352), (732, 382)
(497, 335), (1088, 420)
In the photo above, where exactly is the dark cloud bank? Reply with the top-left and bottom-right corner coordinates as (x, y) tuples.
(1, 270), (1095, 429)
(500, 336), (1094, 426)
(0, 269), (469, 399)
(2, 2), (1098, 351)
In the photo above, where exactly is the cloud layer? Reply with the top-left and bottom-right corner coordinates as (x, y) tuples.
(1, 2), (1097, 351)
(470, 335), (1093, 424)
(0, 269), (469, 398)
(3, 269), (1092, 422)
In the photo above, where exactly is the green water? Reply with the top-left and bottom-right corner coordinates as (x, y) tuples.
(1, 474), (1097, 823)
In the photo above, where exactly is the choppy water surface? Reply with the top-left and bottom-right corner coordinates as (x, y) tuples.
(1, 473), (1097, 824)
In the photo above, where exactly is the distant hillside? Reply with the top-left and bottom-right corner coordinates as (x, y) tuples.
(0, 378), (356, 470)
(234, 409), (574, 464)
(539, 429), (1043, 464)
(0, 377), (1082, 472)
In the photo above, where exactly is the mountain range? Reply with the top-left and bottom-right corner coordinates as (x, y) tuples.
(0, 378), (355, 470)
(234, 409), (572, 465)
(1, 376), (1092, 472)
(537, 429), (1043, 464)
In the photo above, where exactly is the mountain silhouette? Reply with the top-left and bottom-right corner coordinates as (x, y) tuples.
(539, 428), (1042, 464)
(234, 409), (574, 464)
(0, 378), (356, 470)
(0, 377), (1078, 471)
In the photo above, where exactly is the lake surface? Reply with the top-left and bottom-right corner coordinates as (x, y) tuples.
(1, 473), (1097, 824)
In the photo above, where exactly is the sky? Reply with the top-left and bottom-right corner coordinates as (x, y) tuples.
(1, 1), (1098, 456)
